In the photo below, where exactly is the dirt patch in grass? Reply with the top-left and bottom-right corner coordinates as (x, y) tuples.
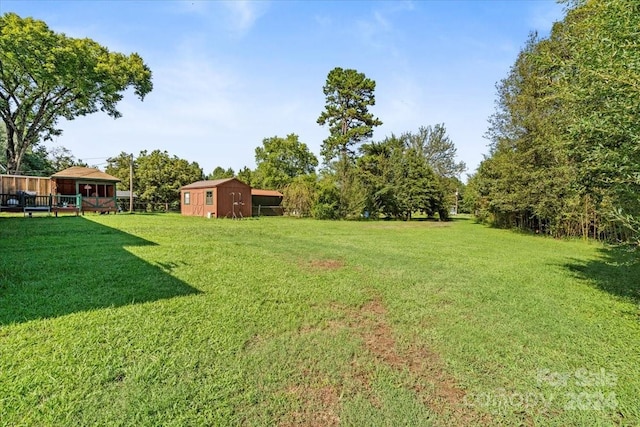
(301, 258), (346, 271)
(280, 375), (341, 426)
(287, 297), (490, 425)
(354, 297), (489, 425)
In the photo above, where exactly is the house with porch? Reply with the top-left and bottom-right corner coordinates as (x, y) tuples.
(51, 166), (120, 214)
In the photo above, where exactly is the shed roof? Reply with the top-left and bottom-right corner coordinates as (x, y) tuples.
(51, 166), (120, 182)
(181, 177), (248, 190)
(116, 190), (137, 199)
(251, 189), (283, 197)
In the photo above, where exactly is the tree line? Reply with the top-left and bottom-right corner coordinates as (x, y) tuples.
(466, 0), (640, 243)
(104, 121), (466, 217)
(105, 67), (466, 217)
(1, 13), (467, 219)
(204, 68), (466, 220)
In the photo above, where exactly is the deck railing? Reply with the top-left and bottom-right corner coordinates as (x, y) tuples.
(0, 193), (83, 215)
(0, 193), (21, 207)
(82, 196), (116, 211)
(2, 193), (121, 215)
(0, 192), (41, 209)
(30, 195), (52, 208)
(52, 194), (82, 208)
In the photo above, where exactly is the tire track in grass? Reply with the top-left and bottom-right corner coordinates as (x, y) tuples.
(354, 296), (491, 426)
(282, 294), (491, 425)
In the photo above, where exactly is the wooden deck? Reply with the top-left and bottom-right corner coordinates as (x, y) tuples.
(1, 193), (82, 216)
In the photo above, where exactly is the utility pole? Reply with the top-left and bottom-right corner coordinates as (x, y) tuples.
(129, 154), (133, 213)
(455, 189), (459, 215)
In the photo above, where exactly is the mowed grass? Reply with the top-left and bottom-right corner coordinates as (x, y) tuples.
(1, 214), (639, 426)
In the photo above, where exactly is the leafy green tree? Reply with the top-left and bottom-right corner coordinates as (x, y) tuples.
(396, 144), (445, 220)
(0, 122), (6, 171)
(312, 173), (341, 220)
(282, 174), (317, 217)
(105, 152), (135, 191)
(207, 167), (235, 180)
(358, 136), (404, 218)
(0, 13), (152, 174)
(317, 67), (382, 165)
(395, 124), (464, 219)
(236, 166), (254, 186)
(48, 146), (87, 172)
(477, 31), (578, 234)
(406, 124), (466, 178)
(136, 150), (203, 209)
(254, 133), (318, 190)
(11, 141), (87, 176)
(342, 168), (369, 219)
(555, 0), (640, 240)
(357, 134), (445, 220)
(316, 67), (382, 218)
(107, 150), (202, 210)
(396, 147), (433, 220)
(19, 144), (52, 176)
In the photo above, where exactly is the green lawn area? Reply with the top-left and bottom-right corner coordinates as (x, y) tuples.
(1, 214), (638, 426)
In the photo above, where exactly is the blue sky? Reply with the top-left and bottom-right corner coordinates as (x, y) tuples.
(3, 0), (564, 178)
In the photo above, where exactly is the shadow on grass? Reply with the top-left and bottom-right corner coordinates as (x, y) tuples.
(408, 217), (452, 222)
(564, 245), (640, 305)
(0, 216), (200, 325)
(411, 214), (474, 223)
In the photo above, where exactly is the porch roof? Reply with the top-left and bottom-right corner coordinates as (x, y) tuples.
(51, 167), (120, 182)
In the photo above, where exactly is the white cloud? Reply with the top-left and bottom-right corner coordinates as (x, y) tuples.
(51, 51), (247, 169)
(222, 0), (269, 35)
(391, 0), (415, 13)
(356, 9), (394, 51)
(155, 60), (241, 126)
(170, 0), (269, 38)
(314, 14), (332, 28)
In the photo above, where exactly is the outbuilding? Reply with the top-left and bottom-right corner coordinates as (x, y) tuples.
(180, 178), (252, 218)
(251, 189), (284, 216)
(51, 166), (120, 214)
(116, 190), (137, 212)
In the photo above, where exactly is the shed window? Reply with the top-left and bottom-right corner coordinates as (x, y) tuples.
(205, 191), (213, 205)
(184, 192), (190, 205)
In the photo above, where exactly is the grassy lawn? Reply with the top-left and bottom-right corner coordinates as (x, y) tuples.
(1, 214), (638, 426)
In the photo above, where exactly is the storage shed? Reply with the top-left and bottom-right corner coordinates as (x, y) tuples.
(180, 178), (252, 218)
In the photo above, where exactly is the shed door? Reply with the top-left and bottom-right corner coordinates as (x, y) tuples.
(194, 192), (203, 216)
